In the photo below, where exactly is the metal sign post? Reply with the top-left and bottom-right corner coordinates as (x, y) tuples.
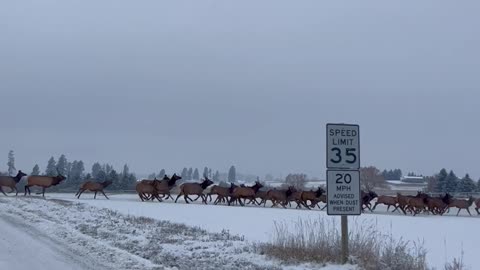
(326, 123), (361, 264)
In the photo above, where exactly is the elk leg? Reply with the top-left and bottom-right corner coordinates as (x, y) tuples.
(138, 193), (145, 202)
(372, 202), (379, 210)
(101, 191), (109, 200)
(456, 208), (461, 216)
(174, 193), (182, 203)
(94, 191), (97, 199)
(321, 204), (327, 210)
(77, 189), (86, 199)
(386, 205), (390, 211)
(42, 187), (46, 197)
(184, 195), (190, 204)
(14, 187), (18, 196)
(0, 187), (7, 196)
(466, 208), (471, 216)
(475, 207), (479, 215)
(24, 185), (29, 196)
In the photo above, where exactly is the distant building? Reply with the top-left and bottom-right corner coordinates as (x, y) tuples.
(400, 176), (425, 184)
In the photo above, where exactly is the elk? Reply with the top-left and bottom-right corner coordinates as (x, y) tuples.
(25, 171), (66, 197)
(425, 193), (452, 215)
(405, 192), (429, 216)
(266, 188), (292, 208)
(361, 190), (377, 212)
(136, 179), (162, 202)
(0, 170), (27, 196)
(207, 183), (237, 205)
(229, 181), (263, 206)
(372, 195), (397, 211)
(175, 177), (214, 204)
(252, 190), (269, 206)
(300, 187), (325, 209)
(75, 180), (113, 199)
(447, 196), (474, 216)
(152, 174), (182, 201)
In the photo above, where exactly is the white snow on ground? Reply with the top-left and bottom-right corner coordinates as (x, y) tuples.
(48, 193), (480, 270)
(0, 196), (355, 270)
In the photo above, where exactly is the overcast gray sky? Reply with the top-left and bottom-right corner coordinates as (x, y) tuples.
(1, 1), (480, 179)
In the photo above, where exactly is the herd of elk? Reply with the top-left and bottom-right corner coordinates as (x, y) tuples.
(4, 169), (480, 217)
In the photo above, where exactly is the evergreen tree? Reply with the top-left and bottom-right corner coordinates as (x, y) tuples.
(84, 173), (92, 180)
(435, 168), (448, 192)
(45, 157), (57, 176)
(228, 165), (236, 183)
(203, 167), (209, 178)
(56, 154), (68, 176)
(208, 168), (212, 178)
(122, 164), (129, 177)
(68, 160), (85, 188)
(7, 150), (16, 176)
(445, 170), (458, 193)
(181, 167), (188, 180)
(188, 168), (193, 180)
(213, 170), (220, 182)
(107, 169), (120, 189)
(91, 163), (102, 179)
(477, 179), (480, 192)
(393, 169), (402, 180)
(193, 168), (199, 180)
(158, 169), (166, 178)
(31, 164), (40, 175)
(456, 174), (476, 193)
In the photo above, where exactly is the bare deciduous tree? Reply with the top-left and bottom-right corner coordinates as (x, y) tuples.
(285, 173), (307, 190)
(360, 166), (387, 190)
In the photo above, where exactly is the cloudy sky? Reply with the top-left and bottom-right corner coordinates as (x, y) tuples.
(1, 1), (479, 179)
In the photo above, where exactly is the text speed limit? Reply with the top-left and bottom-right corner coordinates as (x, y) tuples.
(326, 124), (360, 169)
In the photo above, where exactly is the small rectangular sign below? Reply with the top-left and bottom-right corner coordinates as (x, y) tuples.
(327, 169), (361, 216)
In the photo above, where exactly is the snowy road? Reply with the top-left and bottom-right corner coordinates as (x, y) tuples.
(0, 213), (101, 270)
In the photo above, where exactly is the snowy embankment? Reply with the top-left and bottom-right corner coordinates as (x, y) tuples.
(0, 196), (353, 270)
(49, 193), (480, 270)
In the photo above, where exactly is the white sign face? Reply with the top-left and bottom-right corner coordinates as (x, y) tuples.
(327, 170), (361, 215)
(326, 123), (360, 169)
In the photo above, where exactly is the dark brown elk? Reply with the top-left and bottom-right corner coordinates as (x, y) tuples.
(285, 186), (306, 209)
(425, 193), (452, 215)
(75, 180), (113, 199)
(266, 188), (292, 208)
(25, 171), (66, 197)
(394, 193), (414, 215)
(229, 181), (263, 206)
(361, 190), (378, 212)
(152, 174), (182, 201)
(475, 198), (480, 215)
(405, 192), (429, 216)
(252, 190), (269, 206)
(0, 170), (27, 196)
(136, 179), (162, 202)
(175, 177), (214, 204)
(372, 195), (397, 211)
(447, 196), (474, 216)
(207, 183), (237, 205)
(300, 187), (325, 209)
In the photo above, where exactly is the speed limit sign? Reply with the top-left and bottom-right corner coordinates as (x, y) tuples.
(326, 124), (360, 169)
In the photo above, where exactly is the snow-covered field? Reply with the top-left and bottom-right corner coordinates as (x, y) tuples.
(0, 195), (353, 270)
(1, 193), (478, 269)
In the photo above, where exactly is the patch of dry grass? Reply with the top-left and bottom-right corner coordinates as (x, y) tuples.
(259, 217), (429, 270)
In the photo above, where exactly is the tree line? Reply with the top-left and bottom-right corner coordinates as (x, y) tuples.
(3, 151), (242, 190)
